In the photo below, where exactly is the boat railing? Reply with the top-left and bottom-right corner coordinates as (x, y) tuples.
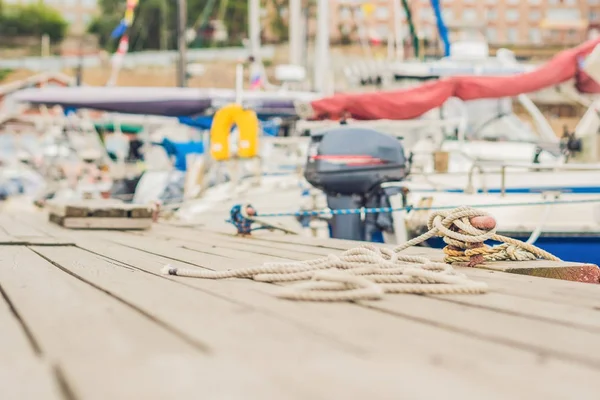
(468, 160), (600, 196)
(465, 163), (488, 194)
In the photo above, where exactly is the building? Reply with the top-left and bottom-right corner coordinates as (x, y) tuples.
(326, 0), (599, 47)
(2, 0), (99, 34)
(413, 0), (593, 47)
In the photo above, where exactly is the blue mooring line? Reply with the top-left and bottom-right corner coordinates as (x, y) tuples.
(253, 197), (600, 218)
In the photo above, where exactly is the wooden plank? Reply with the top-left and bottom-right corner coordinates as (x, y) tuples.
(144, 229), (600, 329)
(456, 267), (600, 298)
(359, 293), (600, 368)
(434, 291), (600, 332)
(48, 203), (125, 218)
(158, 222), (441, 257)
(0, 214), (16, 241)
(0, 246), (256, 399)
(89, 227), (600, 308)
(27, 244), (540, 399)
(124, 229), (600, 338)
(211, 230), (600, 307)
(49, 214), (152, 230)
(146, 224), (336, 258)
(14, 212), (600, 306)
(476, 259), (600, 284)
(151, 225), (600, 300)
(234, 229), (600, 284)
(81, 232), (600, 356)
(31, 245), (355, 355)
(181, 240), (283, 262)
(9, 214), (600, 396)
(0, 282), (63, 399)
(0, 213), (48, 238)
(92, 230), (241, 267)
(0, 238), (74, 246)
(139, 229), (313, 261)
(196, 235), (600, 309)
(46, 200), (153, 218)
(68, 238), (600, 398)
(453, 268), (600, 309)
(11, 213), (600, 390)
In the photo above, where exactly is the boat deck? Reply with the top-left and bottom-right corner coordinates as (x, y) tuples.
(1, 209), (600, 399)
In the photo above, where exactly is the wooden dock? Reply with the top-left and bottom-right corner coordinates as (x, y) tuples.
(1, 208), (599, 399)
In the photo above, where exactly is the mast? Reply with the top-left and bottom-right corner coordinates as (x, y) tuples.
(289, 0), (302, 65)
(392, 0), (404, 60)
(248, 0), (261, 61)
(176, 0), (188, 87)
(313, 0), (329, 93)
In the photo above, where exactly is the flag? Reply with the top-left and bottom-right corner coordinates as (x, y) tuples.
(250, 74), (262, 90)
(106, 0), (139, 86)
(107, 35), (129, 86)
(124, 9), (134, 24)
(110, 20), (128, 39)
(249, 62), (263, 90)
(110, 0), (139, 39)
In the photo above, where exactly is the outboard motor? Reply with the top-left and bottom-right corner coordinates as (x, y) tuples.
(304, 127), (408, 242)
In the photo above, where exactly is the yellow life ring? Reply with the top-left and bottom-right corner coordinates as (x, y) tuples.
(209, 103), (259, 161)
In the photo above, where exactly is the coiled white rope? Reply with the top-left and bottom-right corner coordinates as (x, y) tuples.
(162, 206), (560, 302)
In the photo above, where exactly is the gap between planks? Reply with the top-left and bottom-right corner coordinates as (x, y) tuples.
(24, 243), (554, 400)
(151, 229), (600, 331)
(10, 212), (600, 394)
(136, 225), (600, 307)
(11, 211), (600, 307)
(0, 246), (216, 400)
(54, 237), (600, 399)
(73, 230), (600, 369)
(0, 282), (63, 400)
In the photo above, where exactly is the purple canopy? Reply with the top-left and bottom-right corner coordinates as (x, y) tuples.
(12, 86), (319, 117)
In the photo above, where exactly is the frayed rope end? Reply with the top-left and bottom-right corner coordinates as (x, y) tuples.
(161, 264), (178, 276)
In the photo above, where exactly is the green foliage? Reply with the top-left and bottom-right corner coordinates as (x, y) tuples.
(338, 23), (354, 46)
(270, 0), (288, 42)
(89, 0), (172, 51)
(220, 0), (248, 43)
(87, 14), (124, 51)
(89, 0), (252, 51)
(0, 3), (68, 41)
(0, 68), (13, 82)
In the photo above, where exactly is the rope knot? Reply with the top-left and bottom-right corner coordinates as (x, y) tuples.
(163, 206), (560, 302)
(429, 206), (559, 266)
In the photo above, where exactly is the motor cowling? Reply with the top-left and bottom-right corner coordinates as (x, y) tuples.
(304, 127), (407, 195)
(304, 127), (407, 242)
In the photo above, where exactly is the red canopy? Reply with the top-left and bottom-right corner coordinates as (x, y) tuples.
(310, 38), (600, 121)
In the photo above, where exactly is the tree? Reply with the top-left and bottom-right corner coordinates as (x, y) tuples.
(269, 0), (288, 42)
(88, 0), (251, 52)
(0, 69), (12, 82)
(88, 0), (172, 51)
(87, 15), (123, 51)
(0, 3), (68, 41)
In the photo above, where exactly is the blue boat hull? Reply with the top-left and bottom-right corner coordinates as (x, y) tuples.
(413, 185), (600, 195)
(423, 235), (600, 266)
